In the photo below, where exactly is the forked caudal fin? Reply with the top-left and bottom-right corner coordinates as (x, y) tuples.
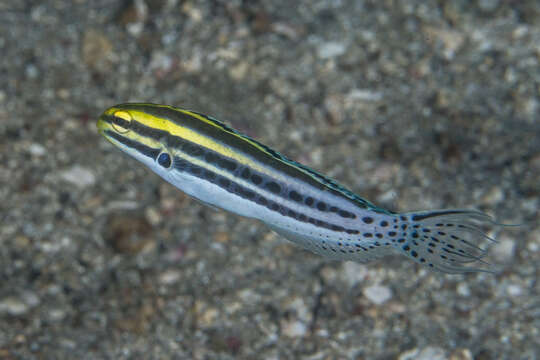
(392, 209), (503, 274)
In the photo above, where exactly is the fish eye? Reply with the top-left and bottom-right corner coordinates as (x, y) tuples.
(157, 152), (172, 168)
(111, 110), (132, 134)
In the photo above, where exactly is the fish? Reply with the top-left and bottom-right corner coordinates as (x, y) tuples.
(97, 103), (500, 274)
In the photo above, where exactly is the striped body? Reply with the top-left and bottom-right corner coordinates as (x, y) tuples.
(98, 103), (497, 273)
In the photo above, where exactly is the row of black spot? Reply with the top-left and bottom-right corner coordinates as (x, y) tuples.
(238, 166), (361, 220)
(173, 156), (370, 234)
(320, 238), (392, 255)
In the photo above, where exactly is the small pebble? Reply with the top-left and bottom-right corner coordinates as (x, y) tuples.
(199, 307), (218, 327)
(159, 269), (182, 285)
(320, 265), (338, 283)
(28, 143), (46, 156)
(341, 262), (368, 287)
(182, 2), (203, 23)
(25, 64), (39, 79)
(229, 61), (249, 81)
(119, 0), (148, 36)
(145, 206), (162, 225)
(492, 236), (516, 262)
(317, 41), (346, 59)
(59, 166), (96, 188)
(399, 346), (447, 360)
(346, 89), (383, 102)
(481, 187), (504, 205)
(457, 283), (471, 297)
(423, 26), (464, 59)
(418, 347), (447, 360)
(364, 284), (392, 305)
(271, 22), (303, 40)
(194, 300), (219, 327)
(324, 94), (345, 124)
(282, 320), (307, 338)
(0, 297), (29, 316)
(48, 308), (67, 322)
(507, 284), (523, 297)
(285, 297), (310, 322)
(238, 289), (260, 304)
(449, 348), (473, 360)
(21, 291), (40, 308)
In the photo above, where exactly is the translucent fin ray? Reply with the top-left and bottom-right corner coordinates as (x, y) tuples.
(393, 209), (504, 274)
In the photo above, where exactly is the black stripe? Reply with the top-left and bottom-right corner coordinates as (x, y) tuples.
(105, 130), (161, 160)
(172, 154), (363, 234)
(124, 119), (361, 221)
(113, 103), (379, 211)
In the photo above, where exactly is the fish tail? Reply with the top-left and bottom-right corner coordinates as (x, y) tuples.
(391, 209), (500, 274)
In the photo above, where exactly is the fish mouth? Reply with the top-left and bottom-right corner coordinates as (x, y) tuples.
(96, 113), (108, 134)
(96, 113), (117, 144)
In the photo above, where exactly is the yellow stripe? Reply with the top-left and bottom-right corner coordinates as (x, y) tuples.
(113, 104), (270, 157)
(104, 106), (268, 173)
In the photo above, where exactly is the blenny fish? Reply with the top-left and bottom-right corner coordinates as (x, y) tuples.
(97, 103), (497, 273)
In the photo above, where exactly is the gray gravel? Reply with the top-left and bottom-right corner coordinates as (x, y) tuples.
(1, 1), (539, 359)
